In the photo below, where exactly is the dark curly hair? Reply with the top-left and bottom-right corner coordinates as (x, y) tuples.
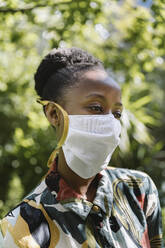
(34, 47), (104, 103)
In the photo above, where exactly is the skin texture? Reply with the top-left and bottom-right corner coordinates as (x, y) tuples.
(45, 69), (123, 201)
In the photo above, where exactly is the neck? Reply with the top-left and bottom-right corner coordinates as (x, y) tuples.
(57, 148), (95, 198)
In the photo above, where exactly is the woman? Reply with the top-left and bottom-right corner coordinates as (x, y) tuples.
(0, 47), (163, 247)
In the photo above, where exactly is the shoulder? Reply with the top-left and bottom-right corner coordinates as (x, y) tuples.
(106, 166), (151, 181)
(1, 178), (50, 222)
(105, 166), (158, 195)
(0, 179), (53, 248)
(104, 167), (161, 217)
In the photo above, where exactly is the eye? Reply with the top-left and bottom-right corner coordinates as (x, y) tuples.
(87, 105), (104, 114)
(113, 111), (122, 119)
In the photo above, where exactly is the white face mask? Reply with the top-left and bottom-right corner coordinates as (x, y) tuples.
(62, 113), (121, 179)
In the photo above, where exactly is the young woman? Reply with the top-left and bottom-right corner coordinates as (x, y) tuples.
(0, 47), (163, 247)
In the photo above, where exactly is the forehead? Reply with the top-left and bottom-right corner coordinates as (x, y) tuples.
(71, 70), (121, 103)
(77, 70), (121, 92)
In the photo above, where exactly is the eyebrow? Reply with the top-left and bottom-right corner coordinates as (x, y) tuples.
(114, 103), (123, 107)
(86, 93), (105, 100)
(85, 93), (123, 107)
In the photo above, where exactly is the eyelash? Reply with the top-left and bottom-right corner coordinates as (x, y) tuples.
(88, 105), (104, 113)
(112, 111), (122, 119)
(87, 105), (122, 119)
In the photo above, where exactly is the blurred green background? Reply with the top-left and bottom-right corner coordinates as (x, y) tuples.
(0, 0), (164, 239)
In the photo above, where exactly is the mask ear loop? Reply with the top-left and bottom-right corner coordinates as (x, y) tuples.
(37, 98), (69, 167)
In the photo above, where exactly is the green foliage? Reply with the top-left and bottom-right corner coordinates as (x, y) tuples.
(0, 0), (165, 236)
(162, 208), (165, 240)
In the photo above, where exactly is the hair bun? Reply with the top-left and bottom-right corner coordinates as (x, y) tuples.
(34, 49), (69, 97)
(34, 47), (103, 97)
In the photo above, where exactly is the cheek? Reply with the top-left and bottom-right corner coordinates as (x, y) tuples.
(62, 99), (82, 115)
(64, 104), (89, 115)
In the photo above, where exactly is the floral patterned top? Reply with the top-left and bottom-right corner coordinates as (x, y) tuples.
(0, 160), (164, 248)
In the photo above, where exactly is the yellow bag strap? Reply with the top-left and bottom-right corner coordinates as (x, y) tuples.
(37, 99), (69, 167)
